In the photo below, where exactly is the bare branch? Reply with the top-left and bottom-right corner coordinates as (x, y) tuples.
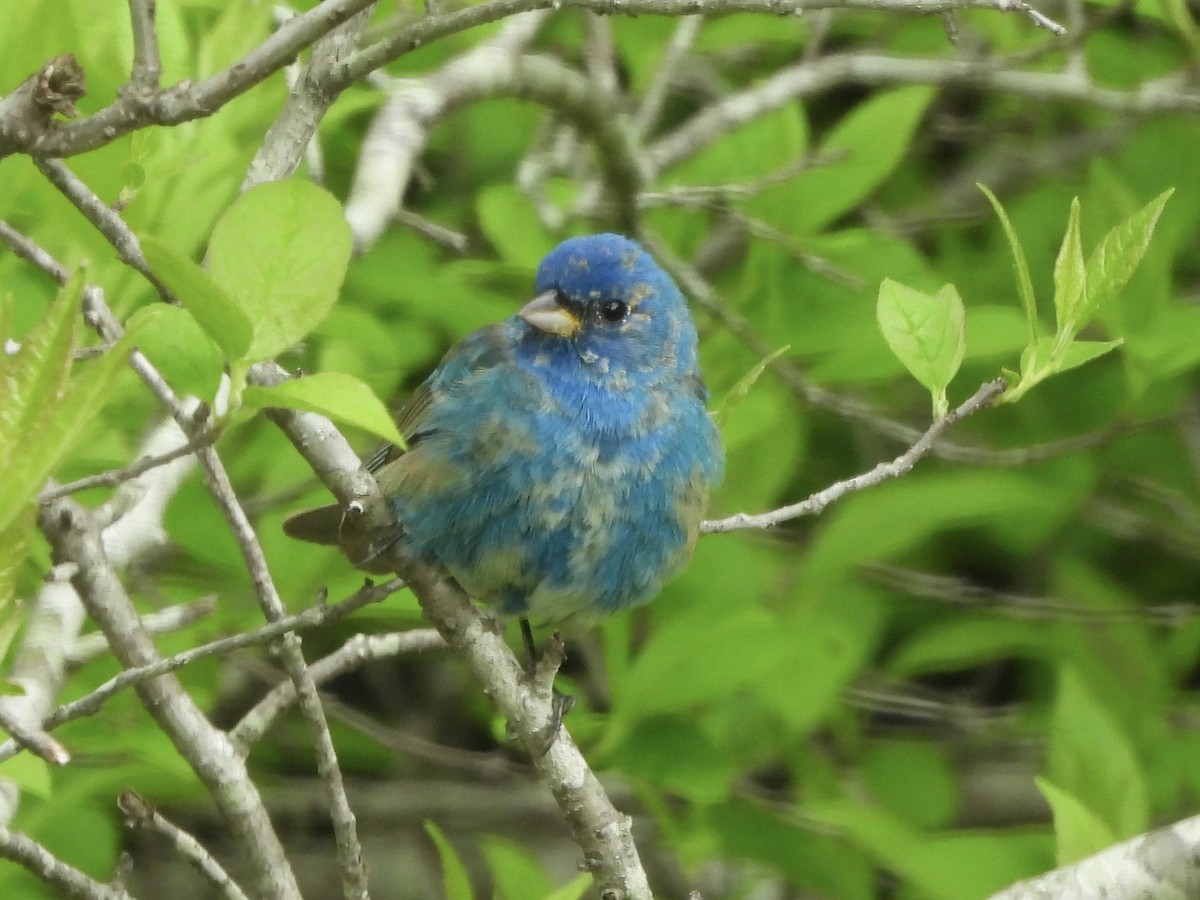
(242, 3), (376, 190)
(189, 438), (371, 899)
(66, 596), (219, 666)
(0, 581), (401, 767)
(0, 707), (69, 765)
(0, 827), (135, 900)
(230, 627), (444, 749)
(634, 15), (701, 137)
(702, 379), (1007, 533)
(986, 813), (1200, 899)
(37, 498), (304, 900)
(119, 790), (250, 900)
(0, 0), (378, 158)
(335, 0), (1068, 87)
(39, 430), (216, 503)
(395, 556), (654, 899)
(126, 0), (162, 88)
(344, 12), (547, 249)
(32, 158), (171, 300)
(649, 53), (1199, 175)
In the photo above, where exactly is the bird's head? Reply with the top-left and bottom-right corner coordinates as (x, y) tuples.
(518, 234), (700, 383)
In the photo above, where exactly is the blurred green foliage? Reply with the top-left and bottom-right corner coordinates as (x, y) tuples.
(3, 0), (1200, 898)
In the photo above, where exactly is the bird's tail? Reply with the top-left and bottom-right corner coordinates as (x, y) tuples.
(282, 504), (343, 545)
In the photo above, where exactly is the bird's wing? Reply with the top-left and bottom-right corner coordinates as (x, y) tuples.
(284, 322), (518, 548)
(367, 322), (517, 472)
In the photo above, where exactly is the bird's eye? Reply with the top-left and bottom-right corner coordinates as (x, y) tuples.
(599, 300), (628, 323)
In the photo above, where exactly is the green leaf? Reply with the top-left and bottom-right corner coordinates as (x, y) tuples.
(887, 619), (1055, 679)
(0, 509), (33, 630)
(477, 185), (552, 268)
(618, 606), (790, 721)
(0, 271), (81, 473)
(861, 741), (957, 830)
(126, 304), (225, 400)
(785, 87), (933, 233)
(978, 184), (1039, 346)
(1045, 667), (1148, 842)
(242, 372), (404, 447)
(1054, 338), (1123, 375)
(1036, 777), (1117, 866)
(1052, 197), (1087, 334)
(424, 822), (472, 900)
(1, 326), (144, 539)
(1079, 188), (1173, 328)
(208, 179), (352, 362)
(139, 234), (253, 362)
(1004, 337), (1123, 403)
(876, 279), (965, 418)
(482, 838), (551, 900)
(713, 344), (789, 427)
(605, 716), (737, 803)
(808, 799), (1046, 900)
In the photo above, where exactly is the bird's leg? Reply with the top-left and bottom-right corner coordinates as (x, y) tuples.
(518, 618), (575, 755)
(519, 617), (539, 670)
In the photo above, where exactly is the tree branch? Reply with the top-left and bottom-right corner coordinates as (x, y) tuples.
(242, 2), (376, 190)
(0, 580), (403, 767)
(335, 0), (1067, 87)
(38, 430), (216, 503)
(66, 596), (219, 665)
(0, 0), (378, 158)
(986, 813), (1200, 899)
(229, 628), (444, 750)
(702, 378), (1007, 533)
(37, 497), (304, 900)
(126, 0), (162, 89)
(118, 790), (249, 900)
(0, 827), (136, 900)
(648, 52), (1198, 175)
(344, 11), (547, 249)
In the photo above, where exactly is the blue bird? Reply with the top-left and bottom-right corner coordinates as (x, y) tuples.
(285, 233), (723, 634)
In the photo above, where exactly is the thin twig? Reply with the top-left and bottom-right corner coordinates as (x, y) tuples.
(66, 596), (219, 666)
(126, 0), (162, 88)
(702, 378), (1007, 533)
(648, 52), (1197, 176)
(865, 563), (1196, 625)
(0, 707), (69, 766)
(999, 0), (1067, 34)
(32, 157), (171, 301)
(0, 827), (135, 900)
(230, 628), (444, 749)
(0, 581), (401, 766)
(119, 791), (250, 900)
(38, 430), (216, 503)
(183, 424), (371, 899)
(336, 0), (1069, 87)
(37, 498), (303, 900)
(0, 0), (378, 158)
(634, 15), (702, 137)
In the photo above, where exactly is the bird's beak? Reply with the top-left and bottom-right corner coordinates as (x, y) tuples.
(519, 290), (580, 337)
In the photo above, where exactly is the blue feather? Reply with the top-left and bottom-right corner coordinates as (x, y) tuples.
(365, 234), (721, 623)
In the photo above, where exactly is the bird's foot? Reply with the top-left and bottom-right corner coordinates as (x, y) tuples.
(520, 628), (574, 756)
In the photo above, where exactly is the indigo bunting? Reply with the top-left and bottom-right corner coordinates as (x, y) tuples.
(285, 233), (723, 627)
